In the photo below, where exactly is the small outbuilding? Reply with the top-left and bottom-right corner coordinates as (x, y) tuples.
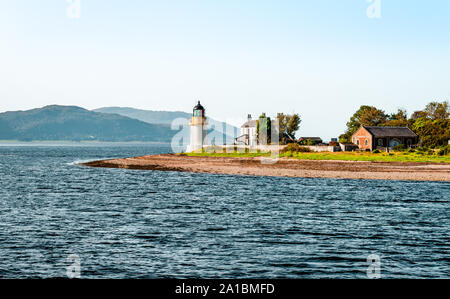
(352, 126), (419, 150)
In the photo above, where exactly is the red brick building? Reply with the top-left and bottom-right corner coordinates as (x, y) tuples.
(352, 126), (419, 151)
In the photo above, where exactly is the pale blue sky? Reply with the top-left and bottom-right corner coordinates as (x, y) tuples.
(1, 0), (449, 140)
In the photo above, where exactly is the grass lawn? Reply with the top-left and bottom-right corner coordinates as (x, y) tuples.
(183, 150), (450, 163)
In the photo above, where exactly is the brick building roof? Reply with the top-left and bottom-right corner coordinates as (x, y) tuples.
(363, 126), (417, 138)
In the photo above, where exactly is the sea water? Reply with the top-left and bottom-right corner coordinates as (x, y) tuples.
(0, 143), (448, 278)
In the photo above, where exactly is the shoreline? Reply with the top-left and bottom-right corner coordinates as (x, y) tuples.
(0, 141), (171, 147)
(81, 154), (450, 182)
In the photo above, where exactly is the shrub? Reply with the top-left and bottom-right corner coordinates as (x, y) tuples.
(417, 146), (429, 152)
(408, 149), (416, 153)
(373, 149), (381, 153)
(307, 139), (316, 146)
(284, 151), (294, 157)
(437, 145), (450, 156)
(299, 139), (318, 146)
(392, 144), (406, 151)
(329, 141), (339, 146)
(281, 143), (312, 153)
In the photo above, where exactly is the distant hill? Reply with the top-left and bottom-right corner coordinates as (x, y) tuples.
(0, 105), (176, 142)
(94, 107), (191, 125)
(94, 107), (240, 144)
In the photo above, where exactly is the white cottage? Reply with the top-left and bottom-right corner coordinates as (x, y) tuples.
(235, 114), (258, 146)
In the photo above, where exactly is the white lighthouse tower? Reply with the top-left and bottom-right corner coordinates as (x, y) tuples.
(187, 101), (207, 152)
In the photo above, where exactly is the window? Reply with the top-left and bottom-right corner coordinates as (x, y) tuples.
(378, 139), (383, 146)
(365, 139), (368, 146)
(357, 140), (360, 145)
(194, 110), (203, 117)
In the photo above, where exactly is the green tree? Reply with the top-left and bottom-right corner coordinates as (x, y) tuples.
(410, 110), (429, 120)
(338, 132), (352, 144)
(358, 106), (388, 127)
(340, 101), (450, 146)
(411, 117), (450, 147)
(384, 108), (409, 127)
(390, 109), (408, 121)
(256, 113), (271, 145)
(339, 105), (388, 143)
(424, 101), (449, 120)
(408, 101), (450, 147)
(286, 114), (301, 137)
(277, 113), (301, 144)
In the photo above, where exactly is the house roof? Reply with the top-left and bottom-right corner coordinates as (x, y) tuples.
(241, 120), (257, 128)
(363, 126), (417, 137)
(299, 137), (323, 141)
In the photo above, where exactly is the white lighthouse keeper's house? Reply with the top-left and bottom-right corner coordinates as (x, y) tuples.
(187, 101), (208, 152)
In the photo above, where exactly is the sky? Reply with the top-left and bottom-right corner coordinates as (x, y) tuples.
(0, 0), (449, 140)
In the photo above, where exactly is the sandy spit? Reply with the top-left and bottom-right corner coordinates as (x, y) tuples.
(81, 154), (450, 182)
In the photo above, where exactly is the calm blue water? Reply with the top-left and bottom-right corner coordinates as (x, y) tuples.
(0, 143), (448, 278)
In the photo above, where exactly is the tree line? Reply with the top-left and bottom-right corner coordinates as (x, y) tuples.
(339, 101), (450, 148)
(251, 100), (449, 148)
(256, 113), (301, 144)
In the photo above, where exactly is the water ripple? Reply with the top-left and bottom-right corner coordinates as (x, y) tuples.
(0, 144), (449, 278)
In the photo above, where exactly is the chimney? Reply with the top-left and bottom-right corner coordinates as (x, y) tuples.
(247, 114), (252, 121)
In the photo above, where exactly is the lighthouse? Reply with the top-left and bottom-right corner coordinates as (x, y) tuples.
(187, 101), (208, 152)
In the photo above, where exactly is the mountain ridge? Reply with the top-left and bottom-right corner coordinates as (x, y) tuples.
(0, 105), (175, 142)
(0, 105), (239, 144)
(94, 106), (240, 143)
